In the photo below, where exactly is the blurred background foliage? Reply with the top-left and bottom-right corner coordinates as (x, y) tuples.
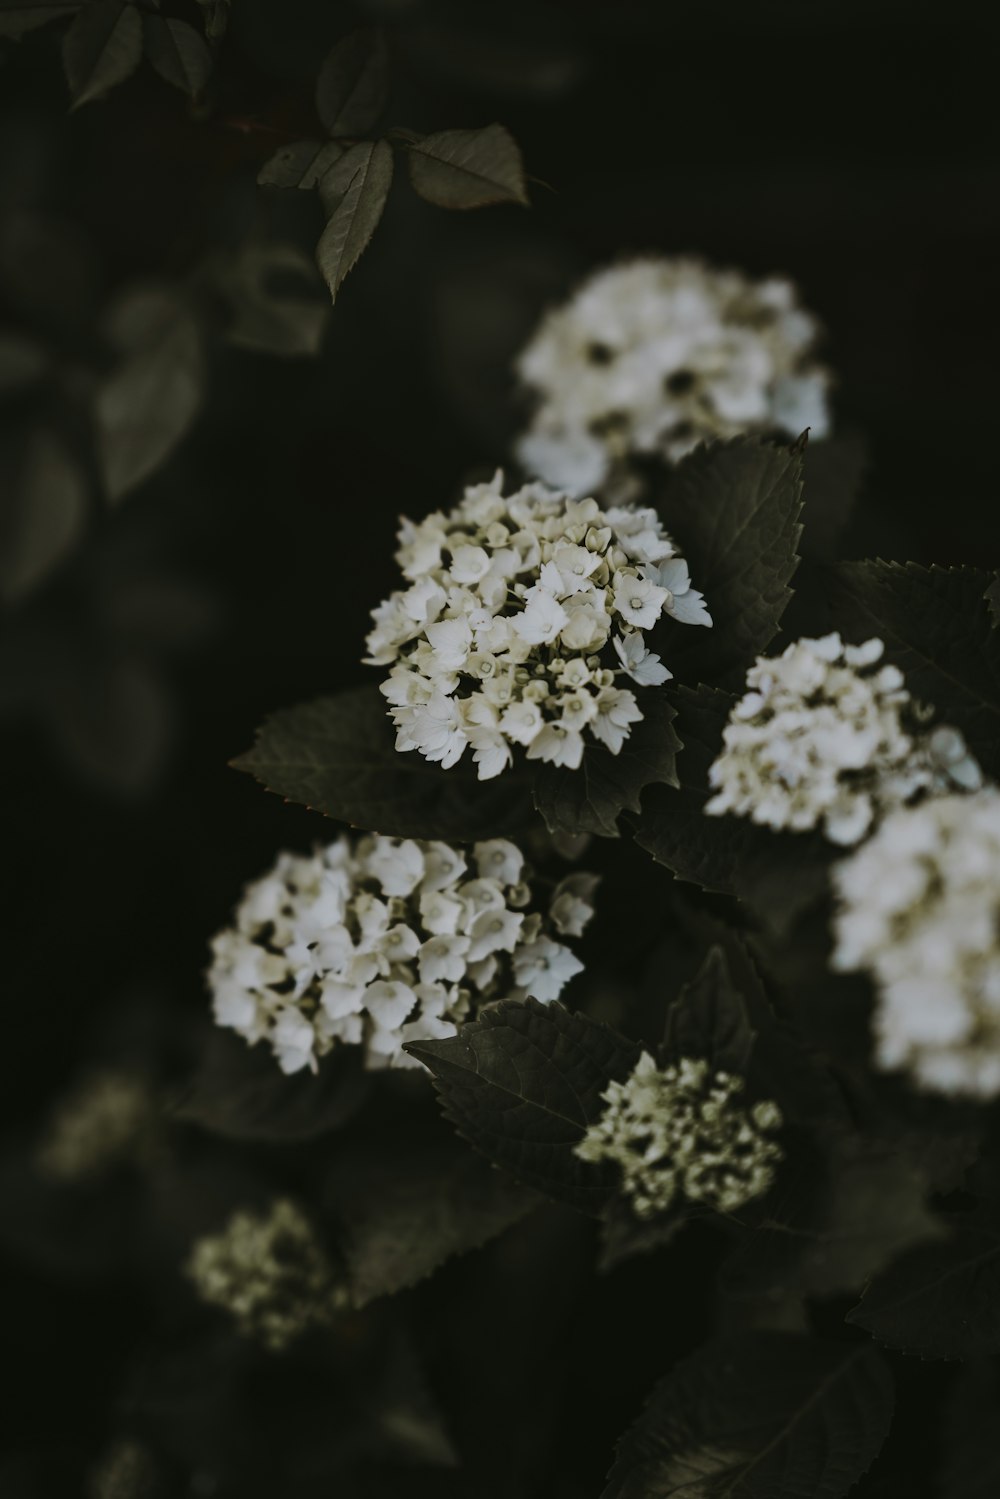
(1, 1), (998, 1494)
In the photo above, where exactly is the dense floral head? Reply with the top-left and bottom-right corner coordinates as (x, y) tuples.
(208, 832), (596, 1074)
(365, 470), (710, 779)
(706, 633), (981, 846)
(515, 257), (831, 496)
(832, 789), (1000, 1098)
(185, 1199), (344, 1351)
(575, 1052), (783, 1219)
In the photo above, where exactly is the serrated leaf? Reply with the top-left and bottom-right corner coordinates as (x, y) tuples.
(315, 140), (393, 303)
(406, 124), (528, 209)
(662, 946), (755, 1074)
(636, 684), (832, 928)
(829, 561), (1000, 777)
(143, 15), (211, 97)
(257, 138), (343, 190)
(232, 684), (534, 841)
(0, 0), (79, 40)
(315, 28), (388, 138)
(62, 0), (142, 108)
(170, 1027), (370, 1143)
(602, 1332), (893, 1499)
(532, 691), (680, 839)
(325, 1137), (536, 1307)
(95, 301), (205, 502)
(405, 998), (642, 1214)
(652, 436), (804, 682)
(0, 426), (88, 606)
(847, 1215), (1000, 1359)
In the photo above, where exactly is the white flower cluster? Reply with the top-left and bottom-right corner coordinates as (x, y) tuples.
(706, 634), (982, 846)
(832, 789), (1000, 1098)
(575, 1052), (783, 1219)
(515, 257), (831, 496)
(209, 833), (596, 1074)
(185, 1198), (345, 1352)
(366, 470), (710, 778)
(37, 1070), (158, 1182)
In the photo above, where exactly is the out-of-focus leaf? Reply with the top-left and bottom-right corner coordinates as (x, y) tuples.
(315, 140), (393, 302)
(194, 0), (228, 45)
(406, 123), (529, 209)
(233, 684), (534, 842)
(602, 1333), (894, 1499)
(257, 138), (343, 190)
(223, 242), (328, 357)
(62, 0), (142, 109)
(0, 332), (49, 394)
(406, 998), (642, 1214)
(95, 296), (205, 502)
(662, 946), (755, 1075)
(142, 14), (212, 97)
(0, 0), (79, 40)
(0, 427), (87, 606)
(325, 1135), (536, 1306)
(46, 652), (172, 795)
(315, 28), (388, 138)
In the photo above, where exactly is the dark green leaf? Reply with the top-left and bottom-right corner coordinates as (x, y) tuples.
(326, 1137), (536, 1307)
(232, 684), (534, 841)
(0, 426), (87, 606)
(798, 432), (867, 561)
(62, 0), (142, 108)
(848, 1214), (1000, 1359)
(602, 1332), (894, 1499)
(406, 124), (529, 209)
(170, 1027), (371, 1143)
(405, 998), (642, 1214)
(652, 436), (804, 681)
(315, 28), (388, 138)
(532, 690), (680, 839)
(257, 139), (343, 190)
(662, 946), (755, 1075)
(95, 297), (205, 502)
(0, 0), (78, 40)
(315, 140), (393, 303)
(828, 561), (1000, 777)
(142, 15), (211, 97)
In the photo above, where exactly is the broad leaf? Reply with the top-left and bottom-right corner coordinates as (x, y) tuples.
(315, 140), (393, 303)
(325, 1137), (536, 1307)
(652, 436), (804, 681)
(63, 0), (142, 108)
(142, 15), (212, 97)
(848, 1214), (1000, 1358)
(0, 0), (79, 39)
(662, 945), (755, 1075)
(170, 1028), (370, 1143)
(406, 124), (528, 209)
(602, 1333), (893, 1499)
(532, 691), (680, 839)
(315, 29), (388, 138)
(828, 561), (1000, 777)
(257, 139), (343, 190)
(0, 426), (87, 606)
(406, 998), (642, 1214)
(95, 298), (205, 502)
(232, 684), (534, 841)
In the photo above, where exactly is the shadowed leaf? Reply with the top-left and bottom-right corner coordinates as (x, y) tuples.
(315, 29), (388, 138)
(63, 0), (142, 108)
(407, 124), (528, 209)
(316, 140), (393, 302)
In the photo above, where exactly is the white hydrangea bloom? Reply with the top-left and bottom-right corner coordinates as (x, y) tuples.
(185, 1199), (345, 1351)
(832, 789), (1000, 1098)
(366, 470), (710, 779)
(575, 1052), (783, 1219)
(706, 634), (982, 846)
(515, 257), (832, 496)
(208, 833), (597, 1075)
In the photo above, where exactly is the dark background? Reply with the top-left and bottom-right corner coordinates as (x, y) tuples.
(1, 1), (998, 1494)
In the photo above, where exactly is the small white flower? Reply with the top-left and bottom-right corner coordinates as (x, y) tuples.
(512, 936), (584, 1002)
(613, 571), (669, 631)
(418, 934), (472, 985)
(613, 631), (672, 687)
(549, 872), (600, 937)
(525, 721), (585, 770)
(363, 836), (425, 897)
(474, 839), (524, 886)
(643, 557), (713, 627)
(512, 586), (570, 646)
(271, 1011), (317, 1075)
(591, 686), (643, 753)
